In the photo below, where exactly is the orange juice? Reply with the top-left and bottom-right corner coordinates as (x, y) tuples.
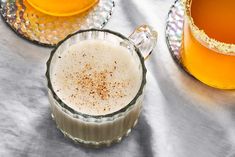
(182, 0), (235, 89)
(27, 0), (98, 16)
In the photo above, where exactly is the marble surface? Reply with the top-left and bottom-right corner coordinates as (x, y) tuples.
(1, 0), (235, 157)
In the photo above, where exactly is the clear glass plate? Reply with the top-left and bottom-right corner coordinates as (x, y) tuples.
(0, 0), (115, 47)
(165, 0), (189, 74)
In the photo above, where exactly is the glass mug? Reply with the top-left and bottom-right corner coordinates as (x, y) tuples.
(182, 0), (235, 89)
(26, 0), (98, 16)
(46, 25), (157, 147)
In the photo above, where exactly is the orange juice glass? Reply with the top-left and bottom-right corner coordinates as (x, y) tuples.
(182, 0), (235, 89)
(26, 0), (98, 16)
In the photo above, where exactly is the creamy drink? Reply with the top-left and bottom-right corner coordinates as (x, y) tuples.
(51, 40), (142, 116)
(48, 39), (145, 146)
(46, 26), (157, 147)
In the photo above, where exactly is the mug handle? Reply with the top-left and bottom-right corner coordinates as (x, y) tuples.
(128, 25), (158, 60)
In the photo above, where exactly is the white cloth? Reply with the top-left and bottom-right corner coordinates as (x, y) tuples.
(1, 0), (235, 157)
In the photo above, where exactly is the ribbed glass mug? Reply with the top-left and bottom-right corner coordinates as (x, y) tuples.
(182, 0), (235, 89)
(46, 25), (157, 147)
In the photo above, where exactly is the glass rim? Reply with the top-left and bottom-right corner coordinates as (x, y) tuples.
(45, 28), (147, 119)
(185, 0), (235, 55)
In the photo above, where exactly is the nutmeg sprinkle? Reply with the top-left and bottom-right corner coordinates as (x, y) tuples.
(51, 40), (142, 115)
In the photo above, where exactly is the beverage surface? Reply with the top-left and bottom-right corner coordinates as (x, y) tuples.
(51, 40), (142, 115)
(27, 0), (98, 16)
(191, 0), (235, 43)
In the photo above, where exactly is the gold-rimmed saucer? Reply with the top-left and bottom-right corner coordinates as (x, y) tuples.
(0, 0), (115, 47)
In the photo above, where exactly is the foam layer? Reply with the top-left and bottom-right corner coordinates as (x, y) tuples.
(51, 40), (142, 115)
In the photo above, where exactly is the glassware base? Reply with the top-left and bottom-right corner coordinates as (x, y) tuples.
(0, 0), (115, 47)
(51, 113), (138, 148)
(165, 0), (195, 78)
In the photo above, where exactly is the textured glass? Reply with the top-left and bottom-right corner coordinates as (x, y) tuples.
(46, 29), (149, 147)
(0, 0), (114, 47)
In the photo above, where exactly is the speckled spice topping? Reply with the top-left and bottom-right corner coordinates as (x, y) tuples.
(51, 40), (142, 115)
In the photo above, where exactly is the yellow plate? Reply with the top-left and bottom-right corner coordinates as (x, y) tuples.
(27, 0), (99, 17)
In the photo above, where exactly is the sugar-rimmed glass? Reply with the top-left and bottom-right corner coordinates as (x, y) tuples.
(182, 0), (235, 89)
